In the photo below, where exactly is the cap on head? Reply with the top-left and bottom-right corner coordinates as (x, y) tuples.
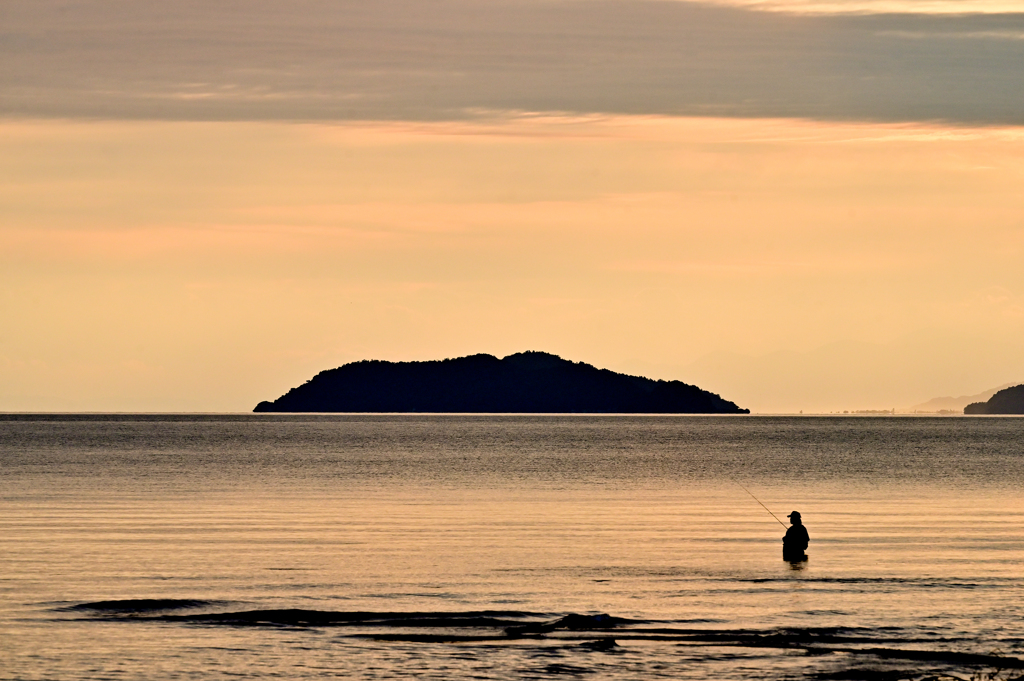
(788, 511), (801, 519)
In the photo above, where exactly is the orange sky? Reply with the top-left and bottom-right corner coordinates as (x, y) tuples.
(4, 0), (1024, 411)
(2, 115), (1023, 412)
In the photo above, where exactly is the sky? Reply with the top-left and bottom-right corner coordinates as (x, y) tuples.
(2, 0), (1024, 413)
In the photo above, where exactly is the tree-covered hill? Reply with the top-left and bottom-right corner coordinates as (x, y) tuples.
(254, 351), (748, 414)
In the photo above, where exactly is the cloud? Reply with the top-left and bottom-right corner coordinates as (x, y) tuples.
(4, 0), (1024, 123)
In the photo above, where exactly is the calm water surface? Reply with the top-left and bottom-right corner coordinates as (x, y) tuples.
(1, 415), (1022, 680)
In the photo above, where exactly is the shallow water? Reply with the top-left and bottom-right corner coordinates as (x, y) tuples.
(1, 415), (1022, 680)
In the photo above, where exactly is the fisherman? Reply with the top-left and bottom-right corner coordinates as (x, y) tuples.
(782, 511), (809, 562)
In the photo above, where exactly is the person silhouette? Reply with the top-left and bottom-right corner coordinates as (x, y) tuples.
(783, 511), (809, 562)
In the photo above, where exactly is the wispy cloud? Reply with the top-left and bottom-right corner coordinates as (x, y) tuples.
(700, 0), (1024, 14)
(4, 0), (1024, 123)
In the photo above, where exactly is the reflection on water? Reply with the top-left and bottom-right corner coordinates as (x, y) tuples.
(1, 415), (1022, 679)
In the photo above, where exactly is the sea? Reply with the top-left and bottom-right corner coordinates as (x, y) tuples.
(1, 414), (1022, 680)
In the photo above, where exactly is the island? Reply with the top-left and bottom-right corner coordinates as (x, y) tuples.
(254, 351), (749, 414)
(963, 384), (1024, 415)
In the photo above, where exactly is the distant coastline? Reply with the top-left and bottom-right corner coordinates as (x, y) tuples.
(963, 384), (1024, 415)
(254, 351), (749, 414)
(905, 383), (1018, 414)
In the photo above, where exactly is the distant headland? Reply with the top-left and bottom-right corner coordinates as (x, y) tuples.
(963, 384), (1024, 415)
(254, 351), (749, 414)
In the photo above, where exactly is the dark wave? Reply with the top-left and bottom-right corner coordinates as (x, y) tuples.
(164, 609), (541, 629)
(63, 603), (1024, 670)
(67, 599), (215, 613)
(72, 606), (553, 628)
(62, 605), (915, 644)
(506, 613), (627, 636)
(739, 577), (1003, 588)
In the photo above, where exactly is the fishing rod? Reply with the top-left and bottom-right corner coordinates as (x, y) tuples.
(734, 480), (788, 529)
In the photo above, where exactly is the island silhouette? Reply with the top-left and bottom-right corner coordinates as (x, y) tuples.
(254, 351), (749, 413)
(963, 384), (1024, 414)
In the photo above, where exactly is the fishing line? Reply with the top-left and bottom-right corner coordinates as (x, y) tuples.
(734, 480), (788, 529)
